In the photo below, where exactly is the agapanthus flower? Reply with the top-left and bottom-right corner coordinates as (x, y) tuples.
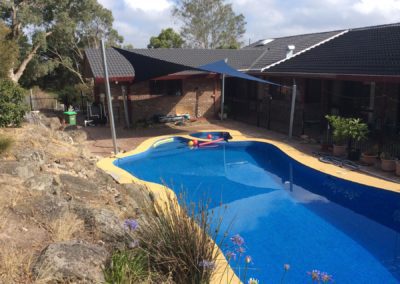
(236, 246), (246, 254)
(308, 270), (321, 282)
(124, 219), (138, 231)
(284, 263), (290, 271)
(226, 251), (237, 261)
(230, 234), (245, 246)
(321, 272), (334, 283)
(199, 260), (216, 270)
(247, 277), (259, 284)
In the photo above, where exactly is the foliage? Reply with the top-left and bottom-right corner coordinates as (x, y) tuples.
(173, 0), (246, 49)
(346, 118), (368, 142)
(325, 115), (348, 145)
(1, 0), (123, 85)
(134, 191), (229, 283)
(380, 152), (395, 160)
(148, 28), (184, 48)
(0, 22), (18, 80)
(325, 115), (368, 146)
(104, 249), (156, 284)
(0, 137), (13, 155)
(0, 80), (27, 127)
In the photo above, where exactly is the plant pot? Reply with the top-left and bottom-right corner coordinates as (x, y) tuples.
(361, 153), (378, 166)
(333, 144), (346, 157)
(348, 149), (361, 161)
(381, 159), (396, 172)
(396, 161), (400, 176)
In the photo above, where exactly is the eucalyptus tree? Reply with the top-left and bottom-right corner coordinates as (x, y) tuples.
(0, 0), (122, 84)
(173, 0), (246, 49)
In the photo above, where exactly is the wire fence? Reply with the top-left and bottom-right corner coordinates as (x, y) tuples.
(25, 90), (64, 111)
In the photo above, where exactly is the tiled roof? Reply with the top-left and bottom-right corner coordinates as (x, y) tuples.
(267, 23), (400, 76)
(243, 30), (345, 70)
(85, 48), (135, 79)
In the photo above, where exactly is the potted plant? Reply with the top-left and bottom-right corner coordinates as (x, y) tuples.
(346, 118), (369, 161)
(325, 115), (348, 157)
(380, 152), (396, 172)
(361, 145), (379, 166)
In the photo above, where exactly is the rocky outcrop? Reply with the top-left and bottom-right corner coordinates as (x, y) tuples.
(33, 240), (109, 283)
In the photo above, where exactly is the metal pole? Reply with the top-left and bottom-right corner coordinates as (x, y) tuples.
(100, 39), (118, 155)
(289, 79), (297, 138)
(29, 89), (33, 111)
(121, 85), (130, 128)
(220, 58), (228, 121)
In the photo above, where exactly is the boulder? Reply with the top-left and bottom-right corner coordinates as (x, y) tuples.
(24, 173), (55, 192)
(66, 129), (88, 144)
(72, 205), (130, 249)
(59, 174), (102, 202)
(33, 240), (109, 283)
(0, 161), (39, 180)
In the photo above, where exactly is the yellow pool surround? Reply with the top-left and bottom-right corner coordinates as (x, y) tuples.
(97, 129), (400, 193)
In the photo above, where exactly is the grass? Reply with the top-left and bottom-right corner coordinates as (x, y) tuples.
(0, 244), (34, 283)
(138, 190), (229, 283)
(0, 136), (13, 155)
(103, 189), (231, 284)
(49, 210), (84, 242)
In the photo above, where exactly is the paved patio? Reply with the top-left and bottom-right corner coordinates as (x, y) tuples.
(79, 117), (400, 185)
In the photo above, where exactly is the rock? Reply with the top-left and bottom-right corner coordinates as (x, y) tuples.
(73, 206), (131, 248)
(59, 174), (102, 202)
(66, 129), (87, 144)
(33, 240), (109, 283)
(54, 131), (73, 144)
(15, 149), (45, 165)
(24, 173), (54, 192)
(42, 116), (62, 131)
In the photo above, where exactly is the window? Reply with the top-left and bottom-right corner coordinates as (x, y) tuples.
(149, 80), (182, 96)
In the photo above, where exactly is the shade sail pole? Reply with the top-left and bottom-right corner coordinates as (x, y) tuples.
(101, 39), (118, 155)
(220, 58), (228, 121)
(288, 79), (297, 138)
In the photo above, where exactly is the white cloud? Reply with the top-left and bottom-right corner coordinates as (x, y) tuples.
(98, 0), (400, 48)
(123, 0), (172, 12)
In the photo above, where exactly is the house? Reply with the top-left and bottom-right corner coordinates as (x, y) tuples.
(84, 23), (400, 142)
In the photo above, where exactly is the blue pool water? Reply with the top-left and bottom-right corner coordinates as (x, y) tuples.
(115, 138), (400, 283)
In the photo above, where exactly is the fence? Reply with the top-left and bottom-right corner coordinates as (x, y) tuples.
(25, 89), (64, 111)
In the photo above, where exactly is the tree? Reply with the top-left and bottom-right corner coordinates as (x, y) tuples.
(172, 0), (246, 49)
(148, 28), (184, 48)
(0, 0), (123, 84)
(0, 22), (18, 79)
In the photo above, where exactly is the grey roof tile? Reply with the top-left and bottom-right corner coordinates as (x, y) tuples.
(267, 23), (400, 76)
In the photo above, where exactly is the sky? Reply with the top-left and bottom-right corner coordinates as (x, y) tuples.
(98, 0), (400, 48)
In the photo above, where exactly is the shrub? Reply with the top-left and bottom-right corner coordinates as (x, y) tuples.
(325, 115), (348, 145)
(0, 137), (13, 155)
(0, 80), (27, 127)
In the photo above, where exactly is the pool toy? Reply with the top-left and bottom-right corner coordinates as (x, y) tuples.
(207, 133), (213, 139)
(198, 137), (224, 147)
(193, 139), (198, 146)
(188, 140), (194, 147)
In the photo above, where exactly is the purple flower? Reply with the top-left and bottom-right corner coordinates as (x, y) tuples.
(284, 264), (290, 271)
(124, 219), (138, 231)
(247, 278), (259, 284)
(236, 246), (246, 255)
(308, 270), (321, 282)
(199, 260), (215, 270)
(226, 251), (236, 261)
(321, 272), (334, 283)
(230, 234), (245, 246)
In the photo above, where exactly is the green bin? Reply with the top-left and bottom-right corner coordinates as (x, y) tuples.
(63, 111), (77, 126)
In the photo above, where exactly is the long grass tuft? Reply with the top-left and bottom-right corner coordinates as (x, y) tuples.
(0, 136), (13, 155)
(136, 190), (230, 284)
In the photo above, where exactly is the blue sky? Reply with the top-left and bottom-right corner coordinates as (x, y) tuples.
(98, 0), (400, 48)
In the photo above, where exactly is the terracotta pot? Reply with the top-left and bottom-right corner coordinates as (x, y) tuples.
(396, 161), (400, 176)
(333, 144), (346, 157)
(381, 159), (396, 172)
(361, 153), (378, 166)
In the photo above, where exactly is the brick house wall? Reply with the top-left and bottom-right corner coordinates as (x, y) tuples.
(95, 75), (221, 124)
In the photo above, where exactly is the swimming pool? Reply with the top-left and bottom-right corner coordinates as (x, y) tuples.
(112, 135), (400, 283)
